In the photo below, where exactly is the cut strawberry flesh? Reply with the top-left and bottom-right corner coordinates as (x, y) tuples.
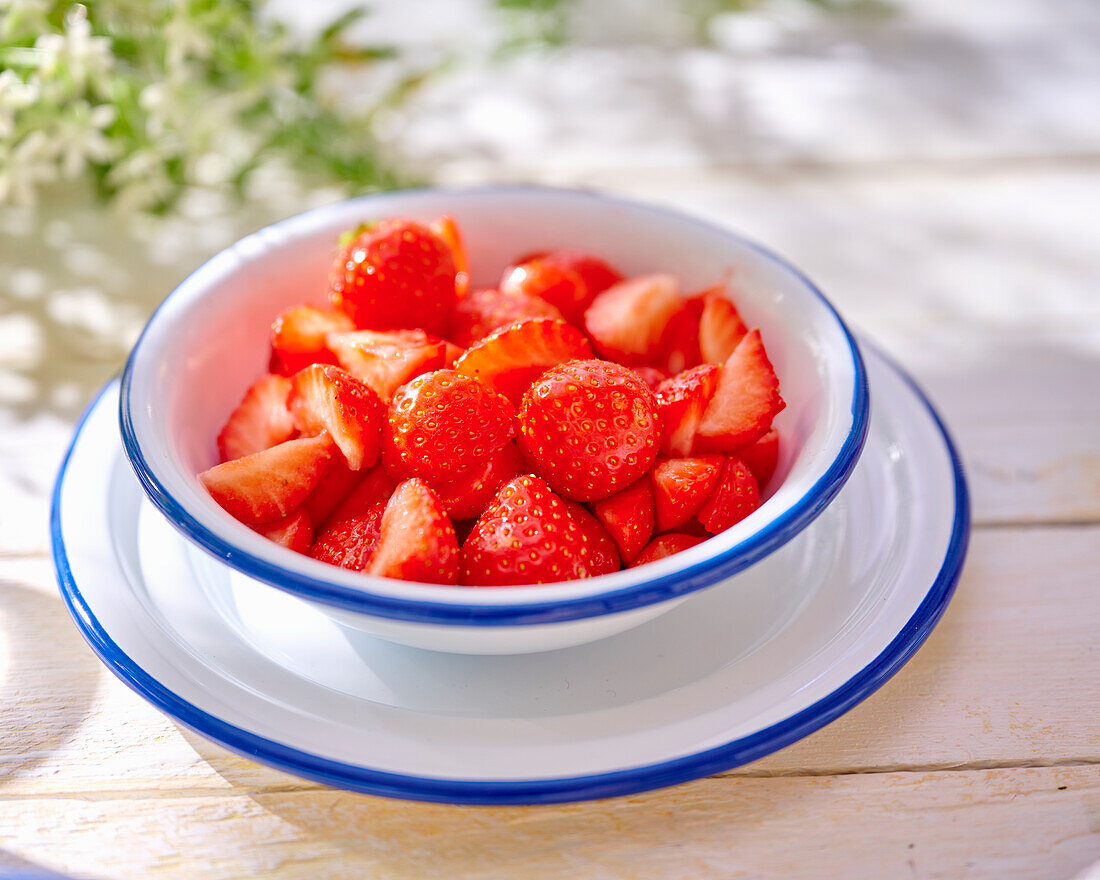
(698, 456), (761, 533)
(650, 455), (724, 532)
(269, 305), (354, 376)
(200, 433), (336, 525)
(590, 478), (655, 564)
(584, 274), (684, 365)
(288, 364), (383, 471)
(739, 428), (779, 489)
(654, 364), (721, 457)
(452, 287), (564, 348)
(302, 455), (363, 529)
(255, 508), (313, 553)
(217, 374), (296, 463)
(323, 462), (397, 529)
(368, 479), (459, 584)
(431, 214), (470, 298)
(659, 295), (703, 375)
(696, 329), (785, 452)
(629, 532), (706, 568)
(326, 329), (447, 400)
(698, 289), (748, 365)
(310, 502), (385, 572)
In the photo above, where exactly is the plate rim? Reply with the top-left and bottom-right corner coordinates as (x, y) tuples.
(52, 346), (968, 805)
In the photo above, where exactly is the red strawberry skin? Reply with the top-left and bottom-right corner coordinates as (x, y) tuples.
(654, 364), (720, 457)
(739, 428), (779, 489)
(368, 479), (459, 584)
(696, 329), (785, 452)
(650, 455), (724, 532)
(310, 502), (384, 571)
(453, 287), (565, 348)
(559, 499), (621, 576)
(324, 463), (397, 529)
(590, 479), (655, 564)
(329, 219), (457, 337)
(519, 359), (661, 502)
(384, 370), (517, 485)
(629, 532), (706, 568)
(200, 433), (336, 525)
(303, 455), (362, 529)
(269, 305), (354, 376)
(698, 456), (761, 533)
(431, 441), (525, 521)
(288, 364), (384, 471)
(255, 508), (313, 553)
(455, 317), (594, 406)
(505, 251), (623, 324)
(461, 475), (592, 586)
(584, 274), (684, 365)
(217, 374), (296, 463)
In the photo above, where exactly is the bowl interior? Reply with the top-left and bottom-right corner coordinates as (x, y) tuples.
(124, 186), (860, 607)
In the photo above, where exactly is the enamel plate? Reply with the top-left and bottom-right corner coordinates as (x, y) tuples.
(53, 344), (968, 804)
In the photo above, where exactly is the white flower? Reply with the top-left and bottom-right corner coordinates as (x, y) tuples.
(105, 145), (175, 213)
(0, 70), (39, 138)
(0, 0), (51, 40)
(34, 9), (113, 94)
(0, 130), (58, 205)
(53, 100), (117, 177)
(164, 11), (213, 73)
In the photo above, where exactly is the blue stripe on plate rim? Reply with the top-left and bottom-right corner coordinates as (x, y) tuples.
(52, 345), (969, 805)
(116, 184), (871, 626)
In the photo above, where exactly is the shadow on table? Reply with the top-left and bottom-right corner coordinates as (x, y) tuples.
(0, 849), (94, 879)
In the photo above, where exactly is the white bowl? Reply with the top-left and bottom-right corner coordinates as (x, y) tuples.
(120, 185), (869, 654)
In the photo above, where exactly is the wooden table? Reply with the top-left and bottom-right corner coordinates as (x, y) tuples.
(1, 1), (1097, 877)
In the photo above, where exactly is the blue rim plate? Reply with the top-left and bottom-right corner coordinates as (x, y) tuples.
(52, 344), (968, 805)
(118, 185), (870, 626)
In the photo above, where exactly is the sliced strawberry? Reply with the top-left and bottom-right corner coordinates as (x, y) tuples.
(200, 434), (336, 525)
(288, 364), (383, 471)
(444, 340), (465, 368)
(659, 295), (703, 375)
(430, 214), (469, 298)
(303, 455), (363, 529)
(590, 478), (655, 564)
(216, 374), (296, 463)
(696, 329), (785, 452)
(650, 455), (724, 532)
(255, 508), (313, 553)
(654, 364), (721, 457)
(269, 305), (354, 376)
(384, 370), (517, 485)
(584, 274), (684, 365)
(431, 441), (525, 521)
(633, 366), (669, 390)
(542, 251), (623, 300)
(739, 428), (779, 489)
(500, 259), (588, 326)
(461, 475), (592, 586)
(629, 533), (706, 568)
(368, 479), (459, 584)
(326, 329), (447, 400)
(559, 499), (621, 576)
(698, 456), (761, 533)
(455, 318), (594, 406)
(451, 287), (564, 348)
(324, 462), (397, 528)
(329, 219), (457, 337)
(310, 502), (384, 572)
(698, 289), (748, 365)
(519, 359), (660, 502)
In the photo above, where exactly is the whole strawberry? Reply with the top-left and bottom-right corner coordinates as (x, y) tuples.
(518, 359), (660, 502)
(329, 219), (457, 337)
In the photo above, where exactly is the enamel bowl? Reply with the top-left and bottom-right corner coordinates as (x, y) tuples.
(119, 185), (869, 655)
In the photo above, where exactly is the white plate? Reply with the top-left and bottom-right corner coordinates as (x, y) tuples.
(52, 344), (968, 804)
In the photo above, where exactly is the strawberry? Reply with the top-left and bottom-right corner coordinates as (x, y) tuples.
(303, 455), (363, 528)
(384, 370), (517, 485)
(269, 305), (354, 376)
(310, 502), (384, 572)
(288, 364), (384, 471)
(650, 455), (724, 532)
(444, 340), (465, 368)
(455, 318), (594, 406)
(698, 456), (761, 533)
(324, 462), (397, 529)
(200, 434), (336, 525)
(696, 329), (785, 452)
(739, 428), (779, 489)
(698, 289), (748, 365)
(452, 287), (565, 348)
(329, 219), (457, 337)
(590, 478), (655, 563)
(518, 359), (660, 502)
(654, 364), (720, 457)
(368, 479), (459, 584)
(431, 441), (525, 521)
(216, 374), (296, 463)
(559, 499), (621, 576)
(505, 250), (624, 324)
(255, 508), (313, 553)
(659, 295), (703, 375)
(461, 475), (592, 586)
(430, 215), (469, 298)
(632, 366), (669, 390)
(326, 329), (447, 400)
(629, 533), (706, 568)
(584, 274), (684, 365)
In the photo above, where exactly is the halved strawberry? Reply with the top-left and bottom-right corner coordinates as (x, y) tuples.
(696, 329), (785, 452)
(461, 475), (592, 586)
(216, 374), (296, 463)
(324, 462), (397, 529)
(654, 364), (720, 457)
(288, 364), (383, 471)
(629, 532), (706, 568)
(633, 366), (669, 390)
(584, 274), (684, 365)
(455, 318), (594, 405)
(698, 289), (748, 365)
(659, 295), (703, 375)
(431, 441), (525, 521)
(303, 455), (363, 529)
(326, 329), (447, 400)
(451, 287), (564, 348)
(698, 456), (761, 533)
(384, 370), (517, 485)
(269, 305), (354, 376)
(368, 479), (459, 584)
(430, 215), (469, 298)
(310, 502), (384, 572)
(590, 478), (655, 564)
(329, 219), (457, 337)
(740, 428), (779, 489)
(255, 508), (313, 553)
(560, 499), (621, 576)
(200, 434), (336, 525)
(650, 455), (724, 532)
